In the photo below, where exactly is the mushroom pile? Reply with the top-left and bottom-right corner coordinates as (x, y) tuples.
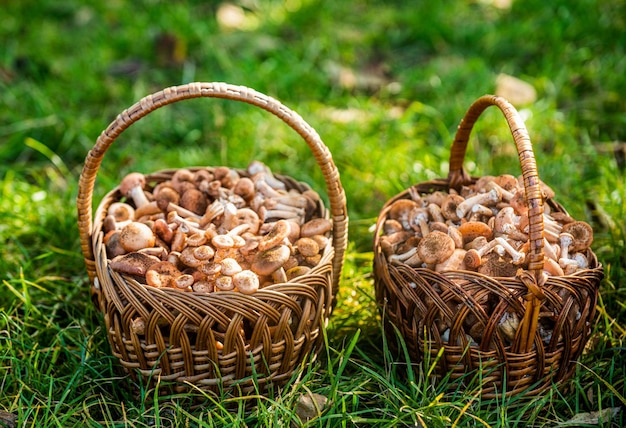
(379, 174), (594, 278)
(103, 161), (332, 295)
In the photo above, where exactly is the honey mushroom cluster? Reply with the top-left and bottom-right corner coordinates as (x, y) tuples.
(380, 174), (594, 278)
(103, 161), (332, 295)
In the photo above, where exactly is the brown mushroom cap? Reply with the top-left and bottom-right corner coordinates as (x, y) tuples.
(562, 221), (593, 252)
(417, 231), (455, 265)
(258, 219), (290, 251)
(440, 194), (465, 222)
(145, 260), (182, 288)
(110, 252), (161, 277)
(300, 218), (332, 238)
(387, 199), (421, 229)
(119, 222), (156, 252)
(119, 172), (146, 199)
(478, 253), (518, 277)
(107, 202), (136, 223)
(458, 221), (493, 245)
(179, 188), (208, 215)
(251, 244), (291, 276)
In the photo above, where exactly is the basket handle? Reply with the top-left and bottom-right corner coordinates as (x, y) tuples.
(77, 82), (348, 292)
(447, 95), (545, 282)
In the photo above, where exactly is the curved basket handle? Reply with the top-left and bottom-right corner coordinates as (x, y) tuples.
(446, 95), (545, 282)
(77, 82), (348, 292)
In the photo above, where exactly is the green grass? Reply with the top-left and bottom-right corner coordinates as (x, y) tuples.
(1, 0), (625, 426)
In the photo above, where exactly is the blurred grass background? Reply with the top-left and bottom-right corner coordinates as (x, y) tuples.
(1, 0), (625, 426)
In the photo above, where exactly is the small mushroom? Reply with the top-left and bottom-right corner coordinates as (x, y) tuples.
(120, 172), (150, 208)
(233, 270), (260, 294)
(107, 202), (136, 227)
(215, 275), (235, 291)
(387, 199), (421, 230)
(295, 237), (320, 257)
(463, 239), (499, 270)
(119, 222), (156, 252)
(416, 231), (455, 265)
(440, 194), (465, 222)
(562, 221), (593, 252)
(145, 260), (182, 288)
(221, 258), (243, 276)
(558, 233), (574, 267)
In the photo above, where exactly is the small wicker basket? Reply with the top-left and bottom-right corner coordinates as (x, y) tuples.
(77, 82), (348, 395)
(373, 95), (604, 399)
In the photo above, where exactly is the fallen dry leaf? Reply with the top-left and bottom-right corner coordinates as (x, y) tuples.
(495, 73), (537, 106)
(0, 411), (16, 428)
(558, 407), (621, 426)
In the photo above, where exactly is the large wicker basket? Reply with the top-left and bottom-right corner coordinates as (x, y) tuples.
(77, 82), (348, 395)
(373, 95), (604, 399)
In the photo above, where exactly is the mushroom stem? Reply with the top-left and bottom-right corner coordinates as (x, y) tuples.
(494, 237), (526, 265)
(456, 188), (501, 219)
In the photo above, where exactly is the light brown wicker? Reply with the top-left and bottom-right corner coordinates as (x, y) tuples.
(373, 95), (604, 399)
(77, 82), (348, 395)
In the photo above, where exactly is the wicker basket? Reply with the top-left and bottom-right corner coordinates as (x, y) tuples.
(373, 95), (604, 399)
(77, 82), (348, 395)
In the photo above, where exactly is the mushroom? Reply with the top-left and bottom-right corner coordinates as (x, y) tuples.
(110, 252), (161, 277)
(145, 260), (182, 288)
(258, 219), (291, 251)
(232, 177), (256, 201)
(387, 199), (421, 230)
(562, 221), (593, 252)
(120, 172), (150, 208)
(152, 218), (174, 244)
(543, 256), (564, 276)
(248, 160), (286, 191)
(558, 233), (574, 267)
(440, 194), (465, 222)
(215, 275), (235, 291)
(251, 244), (291, 276)
(458, 221), (493, 245)
(179, 245), (215, 268)
(220, 258), (243, 276)
(409, 209), (430, 238)
(300, 218), (332, 238)
(463, 239), (499, 270)
(295, 237), (320, 257)
(286, 266), (312, 280)
(416, 231), (455, 265)
(435, 248), (467, 272)
(104, 230), (127, 258)
(119, 222), (156, 252)
(456, 188), (501, 219)
(107, 202), (136, 228)
(173, 273), (195, 291)
(180, 188), (208, 216)
(494, 237), (526, 265)
(233, 270), (260, 294)
(477, 252), (519, 277)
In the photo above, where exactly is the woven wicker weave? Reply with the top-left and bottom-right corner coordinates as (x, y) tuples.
(77, 82), (348, 395)
(373, 95), (603, 399)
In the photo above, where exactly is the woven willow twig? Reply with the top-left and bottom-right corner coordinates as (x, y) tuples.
(373, 95), (603, 399)
(77, 82), (348, 395)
